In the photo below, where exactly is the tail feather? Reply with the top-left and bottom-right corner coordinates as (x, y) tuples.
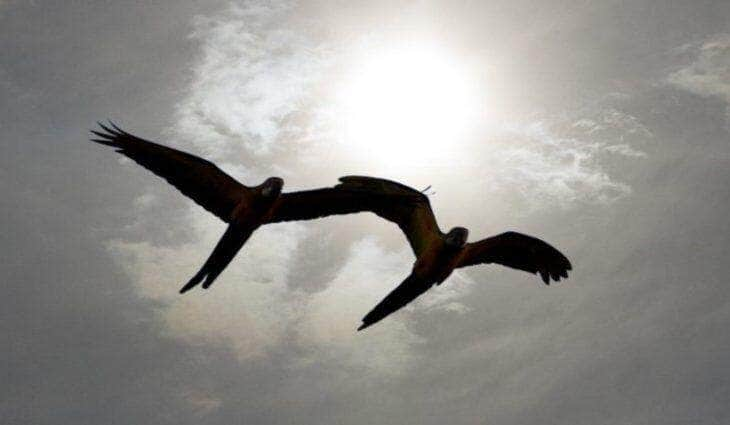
(179, 224), (253, 293)
(357, 273), (432, 331)
(179, 267), (208, 294)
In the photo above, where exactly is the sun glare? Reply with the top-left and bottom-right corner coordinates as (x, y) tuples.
(337, 45), (481, 168)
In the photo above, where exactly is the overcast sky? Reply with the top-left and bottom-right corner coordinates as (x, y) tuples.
(3, 1), (730, 424)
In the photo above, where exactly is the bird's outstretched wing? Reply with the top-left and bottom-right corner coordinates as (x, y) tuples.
(264, 188), (376, 223)
(90, 122), (249, 223)
(358, 273), (433, 331)
(456, 231), (571, 285)
(266, 176), (441, 256)
(337, 176), (441, 256)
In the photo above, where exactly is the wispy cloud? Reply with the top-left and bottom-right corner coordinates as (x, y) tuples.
(480, 109), (650, 208)
(175, 0), (329, 160)
(293, 238), (424, 372)
(108, 212), (308, 359)
(667, 33), (730, 103)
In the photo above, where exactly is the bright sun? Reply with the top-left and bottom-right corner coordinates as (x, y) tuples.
(337, 45), (481, 168)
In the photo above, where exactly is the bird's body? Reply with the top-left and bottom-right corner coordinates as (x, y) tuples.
(413, 240), (456, 283)
(178, 177), (284, 292)
(91, 122), (571, 330)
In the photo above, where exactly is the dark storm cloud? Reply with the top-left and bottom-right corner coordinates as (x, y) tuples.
(3, 1), (730, 425)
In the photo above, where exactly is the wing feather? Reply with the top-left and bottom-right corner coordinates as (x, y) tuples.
(265, 176), (441, 256)
(91, 122), (248, 222)
(456, 231), (572, 285)
(336, 176), (440, 256)
(264, 188), (373, 222)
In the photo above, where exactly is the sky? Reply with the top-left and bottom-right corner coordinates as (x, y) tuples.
(2, 1), (729, 424)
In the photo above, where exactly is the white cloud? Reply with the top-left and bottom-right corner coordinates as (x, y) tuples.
(408, 270), (475, 316)
(175, 1), (329, 159)
(603, 143), (646, 158)
(292, 238), (473, 373)
(667, 33), (730, 102)
(572, 108), (653, 141)
(109, 216), (468, 370)
(481, 119), (642, 208)
(293, 238), (423, 373)
(108, 211), (308, 359)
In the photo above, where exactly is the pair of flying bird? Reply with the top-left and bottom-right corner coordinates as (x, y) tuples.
(91, 122), (571, 331)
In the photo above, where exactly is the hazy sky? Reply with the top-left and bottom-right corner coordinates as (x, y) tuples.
(3, 1), (730, 424)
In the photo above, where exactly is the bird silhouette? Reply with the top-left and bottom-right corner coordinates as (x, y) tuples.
(91, 123), (571, 330)
(91, 122), (416, 293)
(332, 177), (572, 331)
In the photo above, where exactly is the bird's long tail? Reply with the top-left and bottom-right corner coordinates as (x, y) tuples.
(179, 224), (253, 293)
(357, 273), (432, 331)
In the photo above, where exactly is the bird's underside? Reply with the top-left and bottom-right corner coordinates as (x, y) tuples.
(91, 122), (572, 331)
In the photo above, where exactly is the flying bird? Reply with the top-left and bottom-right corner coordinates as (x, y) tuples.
(332, 177), (572, 331)
(91, 123), (571, 331)
(90, 122), (415, 293)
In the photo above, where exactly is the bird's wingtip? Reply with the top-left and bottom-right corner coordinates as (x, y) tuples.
(539, 270), (550, 285)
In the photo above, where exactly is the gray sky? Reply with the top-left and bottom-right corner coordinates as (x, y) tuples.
(2, 1), (729, 424)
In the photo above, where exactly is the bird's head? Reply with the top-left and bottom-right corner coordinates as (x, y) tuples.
(261, 177), (284, 198)
(445, 227), (469, 248)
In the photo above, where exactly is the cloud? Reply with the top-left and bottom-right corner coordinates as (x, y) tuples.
(172, 0), (649, 211)
(293, 238), (424, 373)
(480, 111), (649, 208)
(175, 0), (330, 160)
(667, 33), (730, 103)
(108, 211), (308, 360)
(109, 213), (468, 371)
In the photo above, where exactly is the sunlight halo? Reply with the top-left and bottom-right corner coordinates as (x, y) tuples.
(335, 44), (483, 168)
